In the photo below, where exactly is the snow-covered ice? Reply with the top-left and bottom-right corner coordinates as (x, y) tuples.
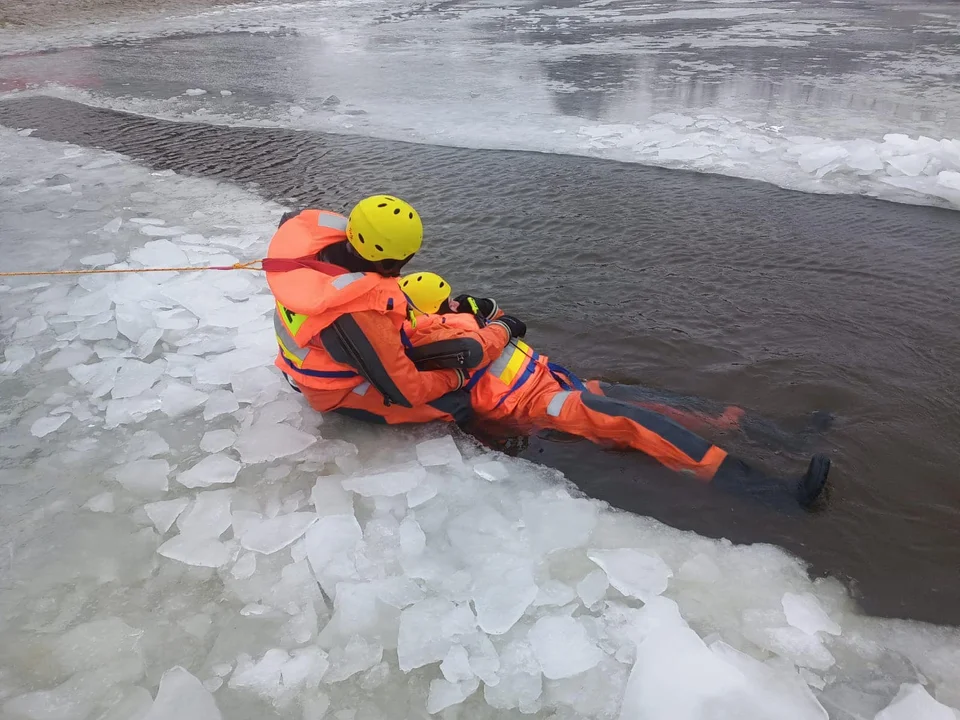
(1, 129), (959, 720)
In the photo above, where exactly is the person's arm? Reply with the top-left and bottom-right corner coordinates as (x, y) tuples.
(406, 316), (512, 370)
(317, 310), (464, 408)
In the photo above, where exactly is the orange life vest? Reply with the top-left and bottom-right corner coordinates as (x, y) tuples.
(264, 209), (408, 391)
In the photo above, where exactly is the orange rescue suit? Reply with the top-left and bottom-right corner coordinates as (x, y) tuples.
(404, 313), (729, 480)
(265, 209), (505, 424)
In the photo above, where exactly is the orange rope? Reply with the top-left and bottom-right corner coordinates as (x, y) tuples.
(0, 259), (264, 278)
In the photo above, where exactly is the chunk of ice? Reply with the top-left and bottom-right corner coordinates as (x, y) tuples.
(113, 459), (170, 497)
(588, 548), (673, 600)
(239, 512), (318, 554)
(311, 478), (355, 517)
(415, 436), (462, 466)
(620, 625), (744, 720)
(31, 414), (69, 438)
(533, 579), (577, 608)
(199, 429), (236, 453)
(887, 153), (930, 177)
(441, 645), (475, 683)
(175, 454), (241, 489)
(127, 429), (170, 459)
(342, 462), (426, 497)
(398, 517), (426, 557)
(105, 393), (162, 428)
(80, 253), (117, 266)
(474, 459), (509, 482)
(523, 497), (597, 555)
(83, 492), (115, 513)
(159, 381), (208, 417)
(461, 632), (500, 686)
(483, 639), (542, 713)
(230, 647), (329, 699)
(397, 598), (476, 672)
(141, 666), (223, 720)
(185, 88), (207, 96)
(875, 683), (959, 720)
(427, 677), (479, 714)
(782, 592), (841, 636)
(113, 360), (165, 399)
(144, 497), (191, 534)
(14, 315), (48, 339)
(1, 345), (36, 374)
(44, 345), (94, 371)
(231, 552), (257, 579)
(203, 390), (240, 420)
(324, 636), (384, 683)
(176, 489), (235, 538)
(157, 535), (233, 568)
(577, 569), (609, 607)
(763, 626), (836, 671)
(304, 514), (363, 594)
(796, 146), (848, 173)
(529, 615), (604, 679)
(234, 422), (316, 463)
(472, 555), (537, 635)
(102, 217), (122, 233)
(131, 327), (162, 359)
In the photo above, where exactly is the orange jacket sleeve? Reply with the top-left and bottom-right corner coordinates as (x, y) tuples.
(405, 314), (511, 368)
(319, 309), (463, 408)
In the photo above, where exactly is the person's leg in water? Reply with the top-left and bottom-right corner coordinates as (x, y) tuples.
(584, 380), (834, 454)
(512, 384), (830, 509)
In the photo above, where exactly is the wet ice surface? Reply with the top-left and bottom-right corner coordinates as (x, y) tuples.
(2, 0), (959, 210)
(2, 130), (960, 719)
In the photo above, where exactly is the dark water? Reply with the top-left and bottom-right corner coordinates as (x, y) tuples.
(1, 96), (959, 627)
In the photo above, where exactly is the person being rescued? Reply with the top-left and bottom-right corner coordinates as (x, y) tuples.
(264, 194), (512, 426)
(397, 271), (831, 509)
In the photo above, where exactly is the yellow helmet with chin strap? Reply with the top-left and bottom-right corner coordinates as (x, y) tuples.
(400, 272), (452, 316)
(346, 195), (423, 263)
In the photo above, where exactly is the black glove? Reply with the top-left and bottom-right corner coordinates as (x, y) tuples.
(450, 294), (498, 320)
(492, 315), (526, 339)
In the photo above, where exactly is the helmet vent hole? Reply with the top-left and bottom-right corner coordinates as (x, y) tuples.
(402, 280), (409, 287)
(393, 208), (400, 215)
(417, 276), (422, 282)
(408, 212), (413, 219)
(358, 233), (365, 244)
(385, 196), (396, 201)
(375, 244), (384, 252)
(377, 202), (387, 208)
(439, 281), (445, 288)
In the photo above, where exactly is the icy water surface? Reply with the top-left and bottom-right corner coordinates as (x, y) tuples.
(2, 0), (959, 207)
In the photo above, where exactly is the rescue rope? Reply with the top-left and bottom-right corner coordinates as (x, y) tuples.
(0, 259), (265, 278)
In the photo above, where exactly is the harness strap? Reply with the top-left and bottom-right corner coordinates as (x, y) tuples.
(261, 254), (351, 275)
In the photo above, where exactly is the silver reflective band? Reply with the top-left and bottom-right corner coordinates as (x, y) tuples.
(353, 382), (371, 396)
(332, 272), (366, 290)
(317, 214), (348, 231)
(274, 311), (308, 361)
(487, 339), (519, 378)
(546, 391), (572, 418)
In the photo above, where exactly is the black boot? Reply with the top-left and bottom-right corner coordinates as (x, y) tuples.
(712, 453), (831, 510)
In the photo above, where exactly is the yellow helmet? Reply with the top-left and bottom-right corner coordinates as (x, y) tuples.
(346, 195), (423, 263)
(400, 272), (452, 315)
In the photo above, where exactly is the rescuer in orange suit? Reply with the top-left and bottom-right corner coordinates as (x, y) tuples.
(262, 195), (525, 425)
(398, 272), (831, 508)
